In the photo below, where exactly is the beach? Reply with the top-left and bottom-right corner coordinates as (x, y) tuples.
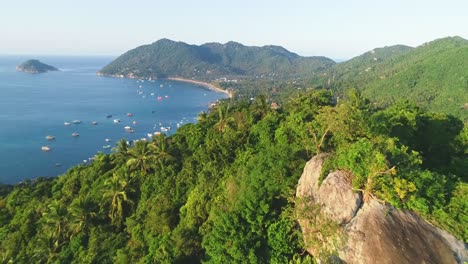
(167, 77), (232, 98)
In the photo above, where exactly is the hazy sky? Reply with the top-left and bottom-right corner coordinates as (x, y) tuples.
(1, 0), (467, 59)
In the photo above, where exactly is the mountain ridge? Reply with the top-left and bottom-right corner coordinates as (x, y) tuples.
(98, 39), (336, 80)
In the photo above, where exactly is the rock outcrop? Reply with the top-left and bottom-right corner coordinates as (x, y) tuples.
(296, 154), (468, 263)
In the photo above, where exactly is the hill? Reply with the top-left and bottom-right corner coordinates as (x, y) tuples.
(16, 59), (58, 74)
(314, 36), (468, 119)
(98, 39), (335, 80)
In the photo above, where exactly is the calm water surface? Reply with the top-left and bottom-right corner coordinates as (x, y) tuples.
(0, 56), (226, 184)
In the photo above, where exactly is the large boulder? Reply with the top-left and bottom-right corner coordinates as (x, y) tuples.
(296, 154), (468, 263)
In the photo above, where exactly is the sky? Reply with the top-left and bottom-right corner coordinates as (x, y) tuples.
(1, 0), (467, 59)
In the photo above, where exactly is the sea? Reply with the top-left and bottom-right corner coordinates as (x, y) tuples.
(0, 56), (227, 184)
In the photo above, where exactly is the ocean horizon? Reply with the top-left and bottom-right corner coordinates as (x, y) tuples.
(0, 56), (226, 184)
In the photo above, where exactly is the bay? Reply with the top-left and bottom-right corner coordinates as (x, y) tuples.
(0, 56), (226, 184)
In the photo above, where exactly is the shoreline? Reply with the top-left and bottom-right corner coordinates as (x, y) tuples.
(166, 77), (232, 98)
(97, 72), (231, 98)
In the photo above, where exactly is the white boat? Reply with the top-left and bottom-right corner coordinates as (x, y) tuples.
(41, 146), (51, 152)
(64, 122), (71, 126)
(147, 133), (153, 138)
(45, 135), (55, 140)
(72, 120), (81, 124)
(132, 121), (137, 125)
(103, 145), (111, 149)
(105, 138), (111, 142)
(72, 132), (80, 137)
(91, 121), (98, 125)
(124, 126), (131, 130)
(113, 119), (120, 123)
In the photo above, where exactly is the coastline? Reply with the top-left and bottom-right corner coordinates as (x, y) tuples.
(166, 77), (232, 98)
(97, 72), (232, 98)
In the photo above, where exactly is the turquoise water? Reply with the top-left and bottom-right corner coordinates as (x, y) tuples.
(0, 56), (226, 184)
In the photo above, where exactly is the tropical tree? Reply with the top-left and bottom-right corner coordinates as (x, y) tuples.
(68, 197), (97, 235)
(103, 169), (134, 227)
(126, 140), (156, 175)
(215, 102), (234, 133)
(41, 200), (69, 252)
(150, 134), (174, 168)
(112, 139), (130, 164)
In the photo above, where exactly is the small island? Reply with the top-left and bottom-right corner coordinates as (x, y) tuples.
(16, 59), (58, 74)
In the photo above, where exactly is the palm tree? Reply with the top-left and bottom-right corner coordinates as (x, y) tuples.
(215, 103), (234, 133)
(150, 134), (174, 168)
(252, 94), (269, 119)
(41, 200), (69, 252)
(112, 139), (130, 163)
(126, 140), (156, 174)
(103, 169), (134, 227)
(68, 197), (96, 235)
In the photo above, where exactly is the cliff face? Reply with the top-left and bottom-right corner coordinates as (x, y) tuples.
(296, 154), (468, 264)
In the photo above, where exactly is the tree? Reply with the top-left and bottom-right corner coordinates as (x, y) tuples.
(126, 141), (155, 175)
(68, 197), (97, 235)
(102, 169), (134, 227)
(41, 200), (69, 252)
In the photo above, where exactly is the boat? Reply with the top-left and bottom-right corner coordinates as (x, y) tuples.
(127, 113), (133, 117)
(72, 132), (80, 137)
(147, 133), (153, 138)
(113, 119), (120, 123)
(124, 126), (131, 130)
(91, 121), (98, 125)
(105, 138), (111, 142)
(154, 131), (161, 136)
(45, 135), (55, 140)
(106, 114), (112, 118)
(64, 122), (71, 126)
(41, 146), (51, 152)
(55, 163), (62, 167)
(132, 121), (137, 125)
(103, 145), (111, 149)
(157, 96), (163, 100)
(128, 129), (135, 133)
(72, 120), (81, 124)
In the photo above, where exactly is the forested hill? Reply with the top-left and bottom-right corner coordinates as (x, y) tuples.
(0, 90), (467, 263)
(98, 39), (335, 80)
(16, 59), (58, 74)
(313, 36), (468, 119)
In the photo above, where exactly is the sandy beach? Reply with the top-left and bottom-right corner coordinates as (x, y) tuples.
(167, 77), (232, 98)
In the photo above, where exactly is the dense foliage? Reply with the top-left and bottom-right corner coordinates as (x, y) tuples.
(311, 36), (468, 119)
(1, 90), (466, 263)
(98, 39), (335, 80)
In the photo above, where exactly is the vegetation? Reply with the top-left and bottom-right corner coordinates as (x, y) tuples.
(98, 39), (335, 80)
(1, 89), (466, 263)
(16, 59), (58, 74)
(310, 36), (468, 120)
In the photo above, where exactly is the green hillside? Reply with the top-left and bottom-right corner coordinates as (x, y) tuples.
(0, 91), (466, 263)
(98, 39), (335, 80)
(315, 37), (468, 119)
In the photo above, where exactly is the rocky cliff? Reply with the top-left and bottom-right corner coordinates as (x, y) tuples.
(296, 154), (468, 263)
